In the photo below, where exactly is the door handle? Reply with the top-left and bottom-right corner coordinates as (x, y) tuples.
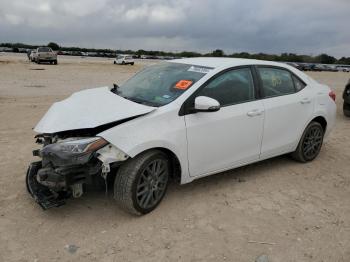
(300, 98), (311, 104)
(247, 109), (264, 117)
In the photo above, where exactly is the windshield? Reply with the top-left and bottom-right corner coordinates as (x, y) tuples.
(38, 47), (51, 52)
(114, 62), (210, 106)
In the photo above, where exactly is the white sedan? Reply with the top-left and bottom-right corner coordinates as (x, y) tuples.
(27, 58), (336, 215)
(113, 54), (135, 65)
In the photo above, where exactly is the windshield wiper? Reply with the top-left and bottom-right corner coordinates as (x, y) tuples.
(111, 83), (121, 94)
(123, 96), (161, 107)
(111, 84), (161, 107)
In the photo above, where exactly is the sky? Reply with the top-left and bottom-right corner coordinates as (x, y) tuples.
(0, 0), (349, 57)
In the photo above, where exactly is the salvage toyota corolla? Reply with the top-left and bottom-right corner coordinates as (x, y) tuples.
(27, 58), (336, 215)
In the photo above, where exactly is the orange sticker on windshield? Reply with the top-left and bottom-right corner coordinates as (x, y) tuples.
(175, 80), (193, 90)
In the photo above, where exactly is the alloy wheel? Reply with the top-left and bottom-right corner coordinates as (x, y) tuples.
(136, 159), (168, 209)
(302, 126), (323, 159)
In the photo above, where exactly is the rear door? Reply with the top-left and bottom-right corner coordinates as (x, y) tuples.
(256, 66), (314, 159)
(184, 67), (265, 177)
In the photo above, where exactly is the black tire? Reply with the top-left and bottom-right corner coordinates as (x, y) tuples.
(122, 61), (125, 65)
(113, 61), (116, 64)
(131, 62), (134, 65)
(36, 59), (40, 64)
(291, 121), (324, 162)
(26, 161), (42, 197)
(53, 60), (57, 65)
(114, 150), (170, 215)
(344, 102), (350, 117)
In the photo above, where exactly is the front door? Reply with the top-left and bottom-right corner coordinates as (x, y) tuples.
(184, 67), (265, 177)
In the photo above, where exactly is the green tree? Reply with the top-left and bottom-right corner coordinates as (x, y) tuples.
(211, 49), (224, 57)
(48, 42), (60, 50)
(315, 54), (336, 64)
(337, 57), (350, 65)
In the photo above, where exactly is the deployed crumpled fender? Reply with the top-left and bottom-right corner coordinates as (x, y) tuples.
(34, 86), (156, 134)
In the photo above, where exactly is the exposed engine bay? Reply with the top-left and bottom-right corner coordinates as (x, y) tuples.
(27, 130), (129, 210)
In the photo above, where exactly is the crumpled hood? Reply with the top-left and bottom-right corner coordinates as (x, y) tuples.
(34, 86), (156, 134)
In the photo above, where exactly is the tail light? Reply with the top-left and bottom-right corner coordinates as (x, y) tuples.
(329, 90), (336, 102)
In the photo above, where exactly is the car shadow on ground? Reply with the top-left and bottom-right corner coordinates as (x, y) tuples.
(26, 154), (298, 219)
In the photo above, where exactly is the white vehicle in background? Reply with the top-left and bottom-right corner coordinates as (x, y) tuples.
(34, 47), (58, 64)
(27, 58), (336, 215)
(336, 66), (350, 72)
(114, 54), (134, 65)
(29, 50), (37, 62)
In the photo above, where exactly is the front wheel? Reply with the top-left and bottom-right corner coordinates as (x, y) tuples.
(291, 121), (324, 162)
(344, 102), (350, 117)
(114, 150), (170, 215)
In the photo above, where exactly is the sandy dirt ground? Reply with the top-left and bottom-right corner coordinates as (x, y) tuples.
(0, 53), (349, 262)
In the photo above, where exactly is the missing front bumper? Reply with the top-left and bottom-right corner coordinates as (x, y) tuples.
(26, 161), (67, 210)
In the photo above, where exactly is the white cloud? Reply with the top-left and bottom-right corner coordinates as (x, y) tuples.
(58, 0), (108, 17)
(124, 4), (184, 23)
(38, 2), (51, 13)
(0, 0), (349, 57)
(4, 14), (23, 25)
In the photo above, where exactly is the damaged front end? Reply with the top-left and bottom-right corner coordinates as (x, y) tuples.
(26, 135), (128, 210)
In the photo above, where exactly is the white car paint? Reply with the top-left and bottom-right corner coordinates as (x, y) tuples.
(34, 58), (337, 184)
(185, 99), (265, 177)
(34, 86), (155, 134)
(259, 86), (315, 159)
(114, 54), (135, 65)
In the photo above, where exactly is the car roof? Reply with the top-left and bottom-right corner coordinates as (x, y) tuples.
(169, 57), (288, 69)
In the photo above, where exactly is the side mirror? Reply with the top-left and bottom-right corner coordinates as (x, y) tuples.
(194, 96), (220, 112)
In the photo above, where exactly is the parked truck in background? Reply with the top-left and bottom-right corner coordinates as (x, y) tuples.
(34, 47), (58, 64)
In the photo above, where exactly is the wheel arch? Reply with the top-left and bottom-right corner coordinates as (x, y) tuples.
(311, 115), (327, 132)
(132, 147), (182, 184)
(293, 114), (328, 152)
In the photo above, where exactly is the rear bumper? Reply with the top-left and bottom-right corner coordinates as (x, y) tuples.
(344, 102), (350, 115)
(343, 85), (350, 103)
(38, 57), (56, 61)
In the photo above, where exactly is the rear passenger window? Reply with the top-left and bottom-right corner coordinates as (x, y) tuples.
(258, 67), (295, 98)
(198, 68), (255, 106)
(293, 75), (306, 91)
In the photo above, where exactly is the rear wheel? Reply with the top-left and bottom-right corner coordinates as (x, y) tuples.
(114, 150), (169, 215)
(53, 60), (57, 65)
(291, 121), (324, 162)
(344, 102), (350, 117)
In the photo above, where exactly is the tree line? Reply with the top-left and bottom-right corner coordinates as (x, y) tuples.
(1, 42), (349, 65)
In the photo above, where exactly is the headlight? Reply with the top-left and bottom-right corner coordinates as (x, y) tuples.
(40, 137), (108, 166)
(56, 137), (108, 154)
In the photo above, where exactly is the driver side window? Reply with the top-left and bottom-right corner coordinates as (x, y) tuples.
(197, 68), (255, 106)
